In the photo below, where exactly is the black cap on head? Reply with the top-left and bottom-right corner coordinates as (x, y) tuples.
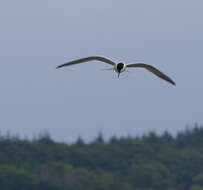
(117, 63), (124, 72)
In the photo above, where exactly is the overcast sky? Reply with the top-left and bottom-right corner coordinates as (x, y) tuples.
(0, 0), (203, 142)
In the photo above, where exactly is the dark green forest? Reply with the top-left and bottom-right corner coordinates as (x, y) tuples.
(1, 126), (203, 190)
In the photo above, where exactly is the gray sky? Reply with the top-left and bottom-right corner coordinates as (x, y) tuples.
(0, 0), (203, 142)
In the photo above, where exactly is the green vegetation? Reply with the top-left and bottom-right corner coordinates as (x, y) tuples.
(0, 126), (203, 190)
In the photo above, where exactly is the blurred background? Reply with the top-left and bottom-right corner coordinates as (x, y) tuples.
(0, 0), (203, 143)
(1, 1), (203, 190)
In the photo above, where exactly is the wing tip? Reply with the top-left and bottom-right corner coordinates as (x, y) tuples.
(169, 79), (176, 86)
(56, 64), (65, 69)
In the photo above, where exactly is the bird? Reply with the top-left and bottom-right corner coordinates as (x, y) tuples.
(56, 56), (176, 85)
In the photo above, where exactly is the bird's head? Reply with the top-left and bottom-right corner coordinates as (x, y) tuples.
(116, 63), (126, 76)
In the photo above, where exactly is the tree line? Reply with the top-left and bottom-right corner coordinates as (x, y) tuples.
(0, 125), (203, 190)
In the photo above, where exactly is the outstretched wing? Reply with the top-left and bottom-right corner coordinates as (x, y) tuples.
(56, 56), (116, 69)
(126, 63), (176, 85)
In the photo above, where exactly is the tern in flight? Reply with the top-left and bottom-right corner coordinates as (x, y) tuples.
(56, 56), (176, 85)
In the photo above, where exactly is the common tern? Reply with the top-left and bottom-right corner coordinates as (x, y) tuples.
(56, 56), (175, 85)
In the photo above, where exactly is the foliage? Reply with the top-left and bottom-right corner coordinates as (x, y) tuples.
(0, 125), (203, 189)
